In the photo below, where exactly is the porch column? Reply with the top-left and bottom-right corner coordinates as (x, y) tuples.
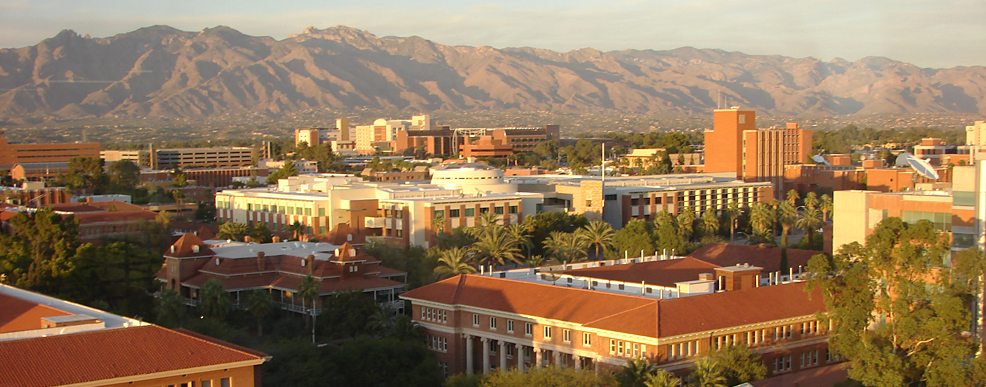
(574, 355), (582, 371)
(535, 347), (543, 369)
(499, 341), (508, 371)
(516, 343), (525, 373)
(481, 337), (491, 374)
(554, 351), (561, 368)
(595, 356), (602, 375)
(464, 334), (474, 375)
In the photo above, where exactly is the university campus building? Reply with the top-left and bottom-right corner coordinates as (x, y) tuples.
(157, 234), (407, 313)
(703, 108), (812, 200)
(510, 173), (773, 227)
(215, 165), (544, 248)
(401, 265), (834, 378)
(0, 284), (267, 387)
(0, 131), (100, 170)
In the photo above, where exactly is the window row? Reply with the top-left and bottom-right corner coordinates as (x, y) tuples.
(667, 341), (696, 360)
(434, 206), (518, 219)
(471, 314), (590, 346)
(427, 334), (448, 352)
(421, 307), (447, 323)
(610, 339), (648, 358)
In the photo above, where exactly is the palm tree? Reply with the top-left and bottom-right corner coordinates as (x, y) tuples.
(507, 223), (534, 261)
(434, 247), (476, 278)
(688, 357), (726, 387)
(368, 304), (398, 336)
(525, 254), (546, 268)
(819, 194), (833, 222)
(749, 202), (774, 238)
(796, 206), (825, 249)
(786, 189), (800, 207)
(700, 210), (719, 238)
(776, 202), (798, 272)
(725, 202), (741, 241)
(645, 370), (682, 387)
(154, 289), (185, 328)
(616, 357), (656, 387)
(431, 213), (446, 241)
(803, 191), (819, 210)
(581, 221), (615, 260)
(297, 275), (320, 330)
(217, 221), (249, 241)
(676, 207), (696, 242)
(471, 225), (523, 268)
(198, 279), (231, 320)
(479, 210), (501, 229)
(245, 289), (273, 337)
(544, 231), (589, 265)
(289, 221), (306, 240)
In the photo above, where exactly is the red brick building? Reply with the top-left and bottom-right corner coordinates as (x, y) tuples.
(402, 275), (832, 378)
(0, 285), (267, 387)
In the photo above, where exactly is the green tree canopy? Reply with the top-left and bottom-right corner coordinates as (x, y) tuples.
(807, 217), (985, 386)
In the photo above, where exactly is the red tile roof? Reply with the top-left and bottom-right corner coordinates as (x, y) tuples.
(166, 233), (213, 257)
(0, 325), (265, 387)
(656, 282), (825, 337)
(562, 257), (721, 287)
(402, 275), (658, 337)
(402, 275), (824, 338)
(0, 293), (71, 333)
(688, 243), (821, 274)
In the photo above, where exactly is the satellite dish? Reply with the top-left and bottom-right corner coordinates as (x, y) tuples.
(906, 155), (940, 180)
(811, 155), (831, 166)
(895, 152), (913, 168)
(542, 258), (564, 283)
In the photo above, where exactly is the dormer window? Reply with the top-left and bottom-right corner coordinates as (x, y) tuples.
(192, 245), (200, 253)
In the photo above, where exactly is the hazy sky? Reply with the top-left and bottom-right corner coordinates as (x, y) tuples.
(1, 0), (983, 69)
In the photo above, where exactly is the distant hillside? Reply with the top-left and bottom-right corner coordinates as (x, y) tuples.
(1, 25), (985, 119)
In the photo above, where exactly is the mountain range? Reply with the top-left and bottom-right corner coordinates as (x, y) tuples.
(1, 25), (984, 119)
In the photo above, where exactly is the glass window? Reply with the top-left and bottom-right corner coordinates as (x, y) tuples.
(449, 209), (460, 217)
(220, 378), (231, 387)
(955, 191), (976, 207)
(465, 208), (475, 217)
(509, 205), (518, 214)
(525, 322), (533, 336)
(480, 207), (490, 214)
(304, 208), (312, 216)
(319, 208), (325, 216)
(473, 314), (479, 326)
(583, 332), (591, 346)
(953, 233), (975, 249)
(507, 320), (514, 332)
(434, 210), (444, 218)
(604, 194), (617, 201)
(495, 206), (504, 215)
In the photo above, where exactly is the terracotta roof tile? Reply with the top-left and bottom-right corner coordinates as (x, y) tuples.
(166, 233), (213, 257)
(688, 243), (820, 274)
(657, 282), (824, 337)
(0, 293), (71, 333)
(402, 275), (658, 337)
(562, 258), (721, 287)
(0, 325), (264, 387)
(402, 276), (825, 339)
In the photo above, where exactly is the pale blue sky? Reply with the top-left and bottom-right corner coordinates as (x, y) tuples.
(0, 0), (983, 68)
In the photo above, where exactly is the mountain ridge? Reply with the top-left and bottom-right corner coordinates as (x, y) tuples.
(1, 25), (984, 119)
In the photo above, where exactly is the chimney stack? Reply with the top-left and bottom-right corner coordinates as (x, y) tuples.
(306, 254), (315, 275)
(272, 236), (281, 243)
(257, 251), (266, 271)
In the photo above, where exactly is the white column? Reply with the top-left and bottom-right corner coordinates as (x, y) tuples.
(500, 341), (508, 371)
(554, 351), (561, 368)
(535, 348), (543, 369)
(464, 334), (474, 375)
(516, 343), (525, 373)
(481, 337), (491, 374)
(574, 355), (582, 370)
(595, 357), (602, 375)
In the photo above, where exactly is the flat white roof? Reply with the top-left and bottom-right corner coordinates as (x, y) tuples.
(0, 284), (144, 330)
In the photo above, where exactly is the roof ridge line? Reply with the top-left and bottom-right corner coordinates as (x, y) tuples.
(451, 274), (467, 304)
(582, 301), (657, 327)
(170, 326), (265, 359)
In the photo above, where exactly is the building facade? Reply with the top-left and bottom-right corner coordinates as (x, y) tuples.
(0, 131), (100, 170)
(704, 109), (812, 200)
(0, 284), (266, 387)
(401, 274), (832, 378)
